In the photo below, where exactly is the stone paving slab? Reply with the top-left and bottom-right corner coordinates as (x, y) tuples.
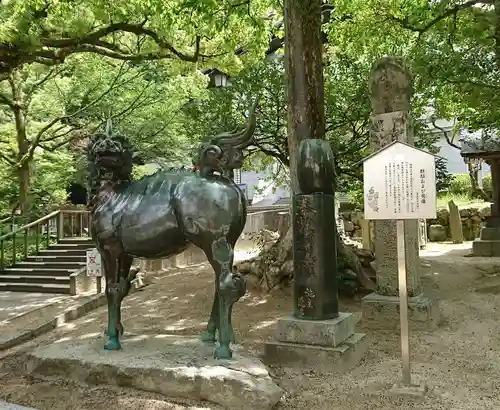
(0, 401), (38, 409)
(0, 293), (106, 351)
(0, 292), (67, 322)
(24, 334), (283, 410)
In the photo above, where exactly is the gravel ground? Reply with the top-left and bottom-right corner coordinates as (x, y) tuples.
(1, 243), (500, 410)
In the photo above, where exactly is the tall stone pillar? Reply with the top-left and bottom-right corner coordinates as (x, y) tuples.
(361, 57), (440, 329)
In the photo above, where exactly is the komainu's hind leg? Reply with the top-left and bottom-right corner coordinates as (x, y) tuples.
(200, 287), (218, 343)
(206, 237), (246, 359)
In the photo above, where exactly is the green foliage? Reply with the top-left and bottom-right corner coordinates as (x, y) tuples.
(0, 150), (74, 218)
(483, 174), (492, 197)
(183, 50), (447, 208)
(0, 0), (276, 78)
(132, 164), (158, 180)
(0, 232), (57, 268)
(449, 173), (471, 196)
(436, 192), (476, 209)
(435, 158), (453, 193)
(327, 0), (500, 139)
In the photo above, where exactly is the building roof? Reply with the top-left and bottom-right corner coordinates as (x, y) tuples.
(357, 140), (440, 166)
(461, 139), (500, 158)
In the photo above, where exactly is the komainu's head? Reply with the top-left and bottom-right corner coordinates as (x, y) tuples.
(194, 97), (259, 178)
(87, 120), (133, 174)
(86, 120), (134, 202)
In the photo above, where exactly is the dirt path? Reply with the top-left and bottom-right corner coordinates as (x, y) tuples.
(1, 243), (500, 409)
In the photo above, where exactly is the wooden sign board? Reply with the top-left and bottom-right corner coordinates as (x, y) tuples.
(363, 141), (437, 220)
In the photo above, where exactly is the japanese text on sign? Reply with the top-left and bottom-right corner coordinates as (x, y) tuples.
(363, 142), (437, 220)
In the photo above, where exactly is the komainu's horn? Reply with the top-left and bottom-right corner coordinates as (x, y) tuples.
(105, 118), (113, 138)
(211, 97), (259, 148)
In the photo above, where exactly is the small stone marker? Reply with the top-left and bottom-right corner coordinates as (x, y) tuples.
(448, 200), (464, 244)
(86, 248), (102, 277)
(86, 248), (103, 293)
(362, 139), (437, 395)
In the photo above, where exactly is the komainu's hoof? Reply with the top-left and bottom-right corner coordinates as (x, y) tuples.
(104, 338), (122, 351)
(214, 345), (232, 360)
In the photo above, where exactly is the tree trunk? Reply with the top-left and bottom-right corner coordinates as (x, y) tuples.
(9, 69), (30, 217)
(234, 0), (376, 296)
(468, 161), (491, 201)
(236, 222), (376, 295)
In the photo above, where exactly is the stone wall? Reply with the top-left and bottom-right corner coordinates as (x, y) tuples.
(426, 203), (491, 241)
(339, 211), (365, 240)
(340, 203), (491, 242)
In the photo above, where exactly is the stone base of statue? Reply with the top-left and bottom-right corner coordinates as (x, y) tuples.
(24, 334), (283, 410)
(361, 293), (440, 330)
(264, 313), (369, 374)
(471, 225), (500, 256)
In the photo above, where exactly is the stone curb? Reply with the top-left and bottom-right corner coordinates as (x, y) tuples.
(0, 293), (107, 351)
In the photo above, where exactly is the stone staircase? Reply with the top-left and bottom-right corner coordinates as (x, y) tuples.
(0, 237), (94, 294)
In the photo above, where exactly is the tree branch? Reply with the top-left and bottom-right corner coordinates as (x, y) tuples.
(21, 62), (134, 162)
(0, 90), (14, 108)
(25, 67), (67, 99)
(0, 152), (15, 166)
(390, 0), (493, 36)
(0, 23), (204, 75)
(432, 119), (461, 150)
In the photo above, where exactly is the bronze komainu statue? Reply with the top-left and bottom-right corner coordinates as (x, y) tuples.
(86, 101), (257, 359)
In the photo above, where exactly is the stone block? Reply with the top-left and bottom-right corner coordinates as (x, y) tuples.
(428, 224), (447, 242)
(480, 227), (500, 241)
(0, 401), (38, 410)
(388, 383), (428, 399)
(373, 219), (421, 296)
(264, 333), (369, 375)
(472, 239), (495, 256)
(69, 268), (100, 296)
(361, 293), (440, 330)
(24, 335), (283, 410)
(275, 312), (357, 347)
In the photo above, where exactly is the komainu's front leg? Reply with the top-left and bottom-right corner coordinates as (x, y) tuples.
(215, 270), (247, 359)
(105, 279), (122, 351)
(200, 288), (219, 343)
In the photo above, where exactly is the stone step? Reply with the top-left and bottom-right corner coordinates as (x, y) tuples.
(2, 268), (73, 277)
(0, 282), (70, 294)
(48, 242), (94, 250)
(14, 261), (86, 270)
(38, 249), (89, 257)
(58, 237), (93, 245)
(0, 275), (70, 284)
(26, 255), (86, 263)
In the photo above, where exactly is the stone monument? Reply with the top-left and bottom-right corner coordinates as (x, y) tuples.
(361, 57), (440, 329)
(264, 139), (368, 373)
(461, 141), (500, 255)
(448, 200), (464, 244)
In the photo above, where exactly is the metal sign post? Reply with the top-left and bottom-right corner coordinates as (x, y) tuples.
(361, 140), (438, 391)
(396, 219), (411, 386)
